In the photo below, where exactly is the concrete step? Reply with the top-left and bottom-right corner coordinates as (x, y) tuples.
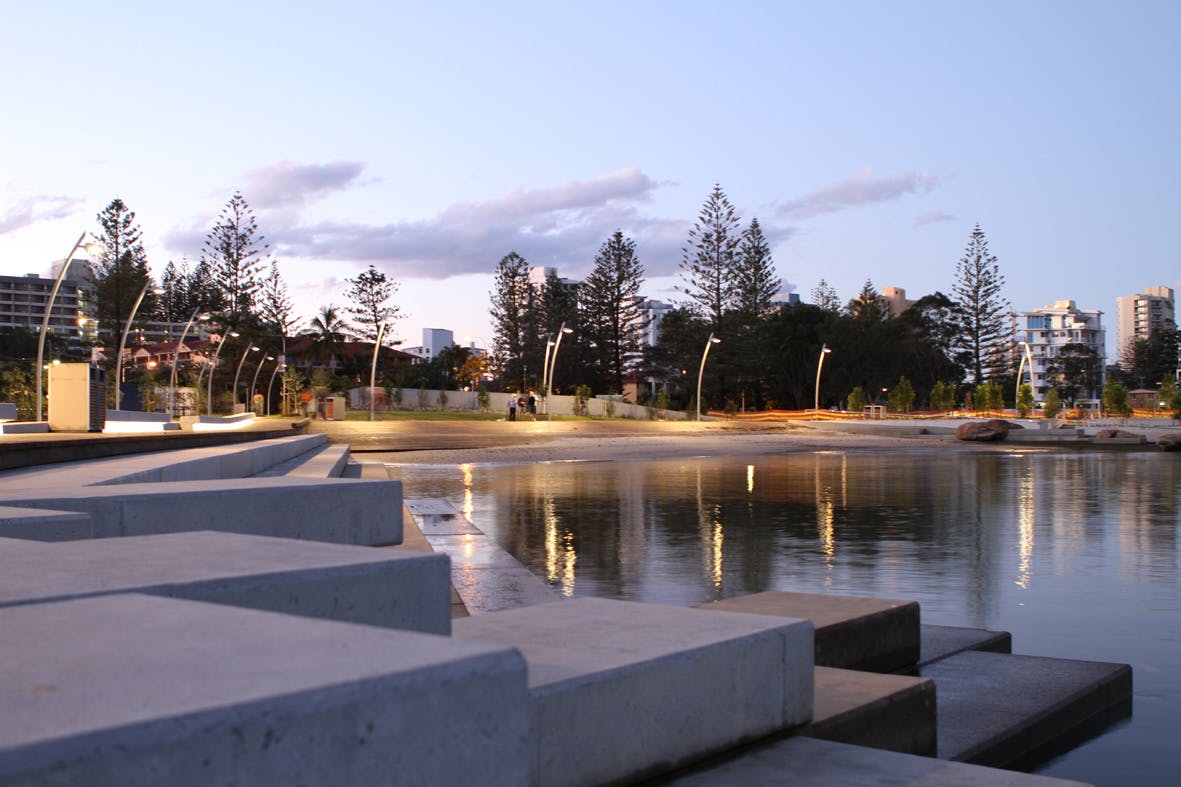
(0, 505), (91, 541)
(454, 597), (814, 787)
(800, 666), (936, 756)
(920, 650), (1132, 767)
(0, 477), (403, 546)
(0, 594), (529, 786)
(664, 736), (1090, 786)
(915, 624), (1012, 669)
(252, 444), (351, 478)
(0, 530), (451, 635)
(699, 590), (920, 672)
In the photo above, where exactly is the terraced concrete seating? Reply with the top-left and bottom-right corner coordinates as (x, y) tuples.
(700, 590), (920, 672)
(102, 410), (180, 433)
(0, 403), (17, 421)
(253, 443), (351, 478)
(0, 531), (451, 635)
(454, 597), (814, 787)
(0, 506), (91, 541)
(799, 667), (935, 756)
(0, 594), (530, 786)
(0, 477), (402, 545)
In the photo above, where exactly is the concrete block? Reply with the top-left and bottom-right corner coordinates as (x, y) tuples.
(0, 477), (403, 546)
(0, 403), (19, 421)
(0, 422), (50, 434)
(0, 506), (92, 541)
(0, 531), (450, 635)
(700, 590), (920, 672)
(454, 597), (814, 786)
(916, 624), (1012, 669)
(800, 666), (936, 755)
(920, 650), (1132, 767)
(255, 444), (351, 478)
(665, 736), (1091, 786)
(0, 594), (529, 786)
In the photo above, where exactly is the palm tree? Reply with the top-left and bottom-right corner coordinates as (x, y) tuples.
(304, 305), (348, 369)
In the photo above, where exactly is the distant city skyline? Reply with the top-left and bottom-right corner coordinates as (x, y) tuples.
(2, 3), (1177, 355)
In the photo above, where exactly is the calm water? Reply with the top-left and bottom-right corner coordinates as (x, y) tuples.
(389, 451), (1180, 785)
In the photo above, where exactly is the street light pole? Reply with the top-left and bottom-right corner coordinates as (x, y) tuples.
(232, 345), (261, 410)
(206, 331), (239, 415)
(35, 232), (102, 422)
(540, 335), (555, 413)
(696, 333), (722, 421)
(249, 355), (275, 412)
(168, 309), (209, 419)
(1015, 341), (1034, 411)
(369, 321), (387, 422)
(114, 282), (158, 411)
(266, 361), (285, 416)
(814, 343), (832, 412)
(546, 324), (573, 421)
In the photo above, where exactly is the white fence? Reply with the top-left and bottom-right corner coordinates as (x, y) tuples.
(346, 387), (689, 420)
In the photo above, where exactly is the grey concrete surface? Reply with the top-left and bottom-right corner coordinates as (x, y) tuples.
(700, 590), (920, 672)
(0, 477), (403, 546)
(455, 596), (814, 787)
(916, 624), (1012, 668)
(0, 506), (92, 541)
(0, 531), (450, 634)
(920, 650), (1133, 766)
(0, 594), (530, 786)
(802, 666), (936, 756)
(253, 443), (351, 478)
(665, 736), (1091, 786)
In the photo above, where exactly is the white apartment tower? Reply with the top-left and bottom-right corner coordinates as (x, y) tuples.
(1013, 300), (1106, 402)
(1116, 286), (1175, 366)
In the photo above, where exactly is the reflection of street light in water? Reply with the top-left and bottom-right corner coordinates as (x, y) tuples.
(460, 463), (475, 524)
(1017, 462), (1035, 590)
(695, 466), (725, 591)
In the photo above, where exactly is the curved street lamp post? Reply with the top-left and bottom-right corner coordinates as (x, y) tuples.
(696, 333), (722, 421)
(1015, 341), (1035, 412)
(114, 283), (161, 411)
(168, 309), (209, 418)
(546, 324), (573, 421)
(35, 233), (102, 421)
(205, 331), (240, 415)
(232, 345), (261, 410)
(814, 343), (832, 412)
(369, 321), (388, 422)
(266, 361), (286, 416)
(249, 355), (276, 413)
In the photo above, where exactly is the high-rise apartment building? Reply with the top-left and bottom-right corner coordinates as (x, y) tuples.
(1013, 300), (1106, 401)
(1115, 286), (1175, 365)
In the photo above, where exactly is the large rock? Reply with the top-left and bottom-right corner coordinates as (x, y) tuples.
(1157, 432), (1181, 451)
(955, 419), (1020, 442)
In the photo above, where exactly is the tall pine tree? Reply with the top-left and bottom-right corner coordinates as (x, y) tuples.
(952, 224), (1010, 383)
(91, 198), (153, 345)
(582, 230), (647, 395)
(202, 192), (269, 326)
(733, 218), (781, 319)
(489, 252), (537, 392)
(344, 264), (401, 342)
(811, 279), (841, 312)
(679, 184), (741, 330)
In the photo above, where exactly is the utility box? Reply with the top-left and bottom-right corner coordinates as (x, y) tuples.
(48, 363), (106, 432)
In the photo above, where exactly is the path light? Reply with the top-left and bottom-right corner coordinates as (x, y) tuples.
(35, 233), (102, 421)
(115, 283), (163, 410)
(168, 311), (210, 419)
(696, 333), (722, 421)
(814, 343), (832, 412)
(232, 345), (261, 408)
(546, 324), (573, 421)
(206, 331), (240, 415)
(370, 321), (388, 422)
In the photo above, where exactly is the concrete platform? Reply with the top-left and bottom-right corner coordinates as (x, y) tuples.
(454, 597), (814, 787)
(0, 531), (451, 635)
(0, 594), (529, 786)
(916, 623), (1012, 669)
(253, 443), (351, 478)
(0, 506), (91, 541)
(920, 650), (1133, 767)
(0, 477), (403, 546)
(699, 590), (920, 672)
(801, 666), (936, 756)
(665, 736), (1091, 786)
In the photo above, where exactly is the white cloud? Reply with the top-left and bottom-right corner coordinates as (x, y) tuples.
(0, 194), (85, 235)
(914, 210), (956, 227)
(777, 167), (940, 219)
(240, 160), (368, 209)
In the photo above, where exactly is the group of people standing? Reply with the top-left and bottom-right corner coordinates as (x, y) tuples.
(506, 391), (538, 421)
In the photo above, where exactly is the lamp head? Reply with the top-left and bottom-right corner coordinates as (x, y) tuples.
(709, 336), (721, 344)
(228, 331), (240, 338)
(560, 327), (573, 335)
(82, 242), (103, 258)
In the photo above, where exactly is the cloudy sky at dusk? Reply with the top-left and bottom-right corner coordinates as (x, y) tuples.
(2, 2), (1177, 354)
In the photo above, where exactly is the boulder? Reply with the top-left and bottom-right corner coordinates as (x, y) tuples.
(955, 419), (1019, 442)
(1156, 432), (1181, 451)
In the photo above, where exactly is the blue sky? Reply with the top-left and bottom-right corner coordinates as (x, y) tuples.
(2, 2), (1177, 353)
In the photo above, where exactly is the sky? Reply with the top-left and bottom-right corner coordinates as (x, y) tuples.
(2, 2), (1178, 355)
